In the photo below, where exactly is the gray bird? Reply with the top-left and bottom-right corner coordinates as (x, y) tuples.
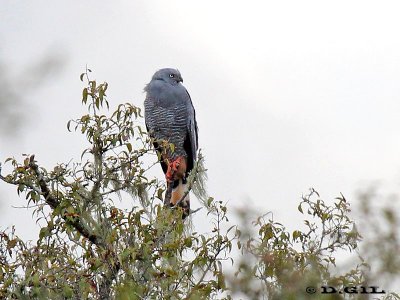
(144, 68), (198, 218)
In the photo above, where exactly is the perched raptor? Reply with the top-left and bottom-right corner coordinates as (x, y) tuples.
(144, 68), (198, 218)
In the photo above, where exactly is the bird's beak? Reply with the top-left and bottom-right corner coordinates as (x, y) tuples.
(179, 76), (183, 83)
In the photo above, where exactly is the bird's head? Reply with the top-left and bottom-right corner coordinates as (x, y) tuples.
(152, 68), (183, 85)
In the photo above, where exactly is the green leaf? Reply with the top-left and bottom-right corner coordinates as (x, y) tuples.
(169, 143), (175, 153)
(184, 237), (192, 247)
(297, 203), (303, 214)
(32, 273), (40, 286)
(91, 80), (96, 93)
(4, 157), (14, 163)
(39, 227), (49, 239)
(99, 87), (104, 102)
(63, 285), (73, 298)
(292, 230), (302, 241)
(82, 88), (88, 104)
(7, 239), (17, 250)
(157, 188), (164, 200)
(217, 272), (226, 289)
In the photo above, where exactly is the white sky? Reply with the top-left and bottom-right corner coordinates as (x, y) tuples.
(1, 1), (400, 244)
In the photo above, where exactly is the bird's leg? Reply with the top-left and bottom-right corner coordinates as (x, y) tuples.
(165, 156), (184, 182)
(164, 157), (182, 206)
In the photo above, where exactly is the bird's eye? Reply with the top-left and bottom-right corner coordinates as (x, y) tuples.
(169, 74), (174, 78)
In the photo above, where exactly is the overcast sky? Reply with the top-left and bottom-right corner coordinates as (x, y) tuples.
(1, 1), (400, 240)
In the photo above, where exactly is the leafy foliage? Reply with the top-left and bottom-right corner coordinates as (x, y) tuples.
(0, 70), (399, 299)
(230, 190), (364, 299)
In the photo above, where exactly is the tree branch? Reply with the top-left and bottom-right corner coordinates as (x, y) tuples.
(28, 155), (105, 247)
